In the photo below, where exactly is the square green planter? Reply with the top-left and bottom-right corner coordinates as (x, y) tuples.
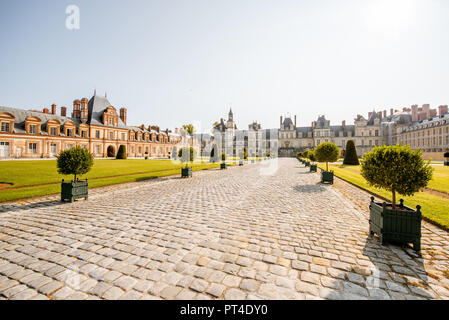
(181, 167), (192, 178)
(309, 164), (317, 172)
(321, 170), (334, 184)
(369, 197), (422, 251)
(220, 163), (227, 169)
(239, 161), (244, 166)
(61, 179), (88, 202)
(305, 161), (310, 167)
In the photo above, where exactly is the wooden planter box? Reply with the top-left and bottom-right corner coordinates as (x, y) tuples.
(369, 197), (422, 251)
(239, 161), (244, 166)
(309, 164), (317, 172)
(321, 170), (334, 184)
(220, 163), (227, 170)
(181, 167), (192, 178)
(61, 179), (88, 202)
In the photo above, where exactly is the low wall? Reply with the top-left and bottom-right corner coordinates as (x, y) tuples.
(422, 152), (446, 161)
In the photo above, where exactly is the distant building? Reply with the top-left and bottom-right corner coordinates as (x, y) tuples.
(278, 104), (449, 160)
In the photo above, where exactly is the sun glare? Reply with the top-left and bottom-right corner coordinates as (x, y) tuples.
(363, 0), (421, 32)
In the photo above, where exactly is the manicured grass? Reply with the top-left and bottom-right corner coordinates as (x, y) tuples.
(317, 163), (449, 230)
(0, 159), (221, 203)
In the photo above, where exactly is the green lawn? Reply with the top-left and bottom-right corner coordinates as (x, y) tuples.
(316, 163), (449, 230)
(0, 159), (222, 203)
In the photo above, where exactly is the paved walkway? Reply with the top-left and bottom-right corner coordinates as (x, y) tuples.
(0, 158), (448, 300)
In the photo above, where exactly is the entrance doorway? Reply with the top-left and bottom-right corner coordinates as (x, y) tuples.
(50, 143), (57, 157)
(107, 145), (116, 157)
(0, 142), (10, 157)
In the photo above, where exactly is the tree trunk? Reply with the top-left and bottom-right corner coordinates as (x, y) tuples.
(392, 189), (396, 210)
(74, 174), (77, 182)
(326, 162), (329, 171)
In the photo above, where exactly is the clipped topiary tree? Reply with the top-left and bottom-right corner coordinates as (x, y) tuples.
(116, 145), (127, 159)
(343, 140), (359, 165)
(308, 151), (316, 163)
(296, 152), (302, 158)
(361, 145), (433, 209)
(302, 150), (310, 159)
(57, 146), (93, 202)
(315, 142), (340, 171)
(178, 146), (196, 168)
(57, 146), (94, 181)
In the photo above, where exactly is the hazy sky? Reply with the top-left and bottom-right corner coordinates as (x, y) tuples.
(1, 0), (448, 132)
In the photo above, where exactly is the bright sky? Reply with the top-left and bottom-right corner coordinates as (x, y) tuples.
(0, 0), (448, 132)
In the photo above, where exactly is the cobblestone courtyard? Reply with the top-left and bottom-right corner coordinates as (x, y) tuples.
(0, 158), (448, 300)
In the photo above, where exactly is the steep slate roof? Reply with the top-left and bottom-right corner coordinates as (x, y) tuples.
(87, 94), (127, 128)
(367, 111), (377, 125)
(282, 117), (293, 127)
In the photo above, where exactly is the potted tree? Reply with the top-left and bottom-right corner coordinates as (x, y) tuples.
(296, 152), (302, 162)
(57, 146), (93, 202)
(444, 151), (449, 166)
(221, 153), (227, 169)
(343, 140), (359, 165)
(179, 146), (196, 178)
(361, 145), (433, 251)
(309, 151), (317, 172)
(315, 142), (340, 184)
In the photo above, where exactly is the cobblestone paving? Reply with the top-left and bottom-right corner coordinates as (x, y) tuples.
(0, 158), (448, 300)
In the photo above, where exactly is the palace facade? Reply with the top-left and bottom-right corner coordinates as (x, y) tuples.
(0, 93), (195, 159)
(195, 109), (278, 158)
(278, 104), (449, 160)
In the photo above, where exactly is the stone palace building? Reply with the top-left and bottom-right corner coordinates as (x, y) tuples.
(0, 93), (195, 159)
(278, 104), (449, 160)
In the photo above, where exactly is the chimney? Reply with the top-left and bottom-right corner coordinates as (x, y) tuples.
(61, 106), (67, 117)
(342, 120), (346, 128)
(390, 108), (393, 116)
(140, 124), (145, 130)
(429, 109), (437, 118)
(294, 115), (297, 127)
(72, 100), (81, 118)
(438, 105), (448, 116)
(43, 108), (49, 114)
(368, 112), (372, 118)
(175, 128), (179, 134)
(422, 104), (430, 118)
(280, 116), (283, 127)
(411, 104), (418, 122)
(148, 125), (152, 132)
(80, 98), (88, 123)
(166, 129), (169, 135)
(377, 111), (382, 119)
(119, 108), (127, 125)
(383, 110), (386, 118)
(51, 104), (57, 115)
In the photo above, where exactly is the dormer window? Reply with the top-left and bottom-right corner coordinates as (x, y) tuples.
(1, 122), (10, 133)
(29, 125), (37, 134)
(66, 128), (73, 137)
